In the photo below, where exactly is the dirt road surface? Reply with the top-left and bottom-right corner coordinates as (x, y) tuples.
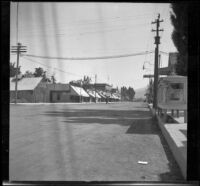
(10, 102), (183, 181)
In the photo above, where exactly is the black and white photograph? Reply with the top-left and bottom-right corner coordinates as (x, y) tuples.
(6, 1), (195, 182)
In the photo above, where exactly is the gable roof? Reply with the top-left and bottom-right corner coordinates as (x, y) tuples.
(10, 77), (43, 91)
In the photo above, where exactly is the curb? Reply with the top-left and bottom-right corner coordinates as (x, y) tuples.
(149, 105), (186, 179)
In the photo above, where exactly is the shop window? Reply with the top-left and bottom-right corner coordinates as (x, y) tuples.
(169, 83), (183, 101)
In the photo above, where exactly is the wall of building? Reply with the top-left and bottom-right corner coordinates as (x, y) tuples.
(46, 84), (90, 103)
(50, 91), (71, 103)
(10, 90), (34, 103)
(45, 84), (70, 102)
(84, 84), (112, 92)
(95, 84), (112, 91)
(34, 86), (47, 103)
(10, 83), (91, 103)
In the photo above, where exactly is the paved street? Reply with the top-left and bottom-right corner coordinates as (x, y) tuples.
(10, 102), (183, 181)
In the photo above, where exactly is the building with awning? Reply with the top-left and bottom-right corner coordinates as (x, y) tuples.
(96, 91), (106, 102)
(112, 93), (121, 101)
(70, 85), (90, 102)
(83, 83), (112, 92)
(86, 90), (101, 102)
(45, 84), (90, 103)
(10, 78), (91, 103)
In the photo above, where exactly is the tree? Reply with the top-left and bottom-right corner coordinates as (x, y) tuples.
(70, 76), (92, 88)
(83, 75), (92, 85)
(69, 79), (82, 87)
(127, 87), (135, 101)
(33, 67), (45, 77)
(121, 86), (135, 101)
(42, 71), (51, 83)
(24, 70), (34, 78)
(10, 62), (21, 77)
(170, 3), (188, 75)
(26, 67), (51, 82)
(121, 86), (127, 101)
(51, 75), (56, 84)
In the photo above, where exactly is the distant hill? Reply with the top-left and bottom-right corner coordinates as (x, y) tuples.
(134, 87), (147, 99)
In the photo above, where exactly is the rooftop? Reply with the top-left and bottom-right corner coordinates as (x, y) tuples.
(10, 77), (43, 91)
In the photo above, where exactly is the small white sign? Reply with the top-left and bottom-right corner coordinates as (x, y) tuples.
(138, 161), (148, 164)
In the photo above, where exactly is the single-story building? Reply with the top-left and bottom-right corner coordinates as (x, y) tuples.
(46, 84), (90, 103)
(10, 77), (90, 103)
(10, 77), (47, 103)
(46, 83), (71, 103)
(70, 85), (90, 102)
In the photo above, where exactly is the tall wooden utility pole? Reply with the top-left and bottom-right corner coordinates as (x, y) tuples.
(151, 14), (163, 109)
(11, 43), (27, 104)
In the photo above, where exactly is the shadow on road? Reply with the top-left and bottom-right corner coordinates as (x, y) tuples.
(42, 109), (151, 126)
(41, 108), (183, 181)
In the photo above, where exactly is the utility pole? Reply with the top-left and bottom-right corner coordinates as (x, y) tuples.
(95, 74), (97, 103)
(158, 54), (161, 69)
(11, 43), (27, 104)
(151, 14), (163, 109)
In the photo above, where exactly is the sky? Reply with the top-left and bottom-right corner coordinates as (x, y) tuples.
(10, 2), (177, 90)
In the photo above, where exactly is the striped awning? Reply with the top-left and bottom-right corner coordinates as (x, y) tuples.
(70, 85), (90, 97)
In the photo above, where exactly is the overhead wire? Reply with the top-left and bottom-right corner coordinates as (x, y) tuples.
(23, 51), (154, 61)
(143, 22), (156, 74)
(22, 56), (89, 78)
(160, 51), (169, 55)
(143, 28), (153, 68)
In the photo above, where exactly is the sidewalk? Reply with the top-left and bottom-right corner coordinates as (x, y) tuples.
(149, 104), (187, 179)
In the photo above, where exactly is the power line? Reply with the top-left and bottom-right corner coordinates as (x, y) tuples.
(22, 56), (89, 78)
(23, 51), (154, 61)
(159, 51), (169, 55)
(143, 30), (153, 68)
